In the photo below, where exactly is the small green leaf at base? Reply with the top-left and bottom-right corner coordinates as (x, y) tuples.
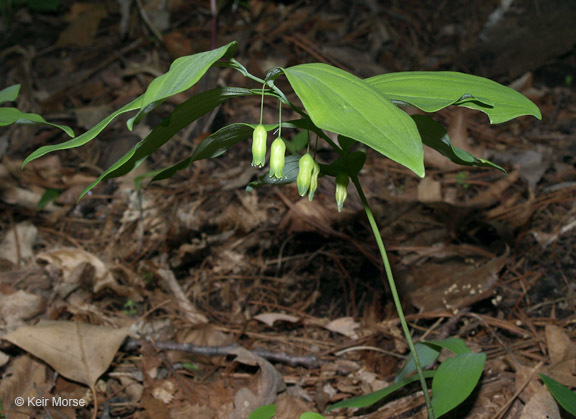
(248, 404), (276, 419)
(431, 352), (486, 417)
(327, 370), (436, 412)
(540, 373), (576, 415)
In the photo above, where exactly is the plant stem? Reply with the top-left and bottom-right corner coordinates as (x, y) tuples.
(351, 174), (434, 419)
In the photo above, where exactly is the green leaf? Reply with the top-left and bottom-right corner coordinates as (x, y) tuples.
(37, 188), (61, 210)
(246, 155), (300, 191)
(540, 374), (576, 415)
(140, 123), (257, 186)
(423, 337), (472, 356)
(412, 115), (505, 173)
(431, 352), (486, 417)
(300, 413), (325, 419)
(128, 41), (237, 129)
(396, 338), (472, 385)
(23, 97), (141, 167)
(366, 72), (542, 124)
(282, 63), (424, 177)
(0, 84), (20, 103)
(327, 370), (436, 412)
(80, 87), (256, 199)
(248, 404), (276, 419)
(0, 107), (74, 137)
(395, 343), (440, 384)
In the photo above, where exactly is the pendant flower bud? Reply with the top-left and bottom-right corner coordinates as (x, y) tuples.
(296, 153), (315, 196)
(251, 124), (267, 168)
(269, 137), (286, 179)
(308, 161), (321, 201)
(335, 173), (349, 212)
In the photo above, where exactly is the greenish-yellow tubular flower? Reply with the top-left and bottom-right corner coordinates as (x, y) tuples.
(296, 153), (315, 196)
(269, 137), (286, 179)
(308, 161), (321, 201)
(335, 173), (349, 212)
(251, 124), (267, 168)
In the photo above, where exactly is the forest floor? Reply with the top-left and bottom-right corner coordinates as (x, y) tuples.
(0, 1), (575, 418)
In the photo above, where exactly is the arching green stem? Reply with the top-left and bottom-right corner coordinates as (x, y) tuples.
(350, 173), (434, 419)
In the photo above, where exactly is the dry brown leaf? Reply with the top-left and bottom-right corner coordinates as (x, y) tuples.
(0, 289), (45, 330)
(545, 324), (576, 387)
(253, 312), (301, 327)
(519, 386), (560, 419)
(229, 346), (285, 419)
(2, 320), (129, 388)
(402, 248), (509, 312)
(37, 247), (133, 297)
(0, 355), (51, 419)
(57, 3), (108, 47)
(324, 317), (360, 339)
(417, 177), (443, 203)
(0, 351), (9, 367)
(0, 221), (37, 265)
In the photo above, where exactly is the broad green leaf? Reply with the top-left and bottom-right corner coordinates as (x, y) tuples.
(412, 115), (505, 172)
(248, 404), (276, 419)
(540, 373), (576, 415)
(423, 337), (472, 356)
(300, 413), (325, 419)
(282, 63), (424, 177)
(366, 72), (541, 124)
(80, 87), (256, 198)
(327, 370), (435, 412)
(246, 155), (300, 191)
(395, 343), (440, 384)
(0, 107), (74, 137)
(23, 96), (142, 167)
(396, 338), (472, 385)
(0, 84), (20, 103)
(128, 41), (237, 128)
(431, 352), (486, 417)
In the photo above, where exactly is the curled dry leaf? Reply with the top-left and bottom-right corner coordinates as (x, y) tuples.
(0, 221), (37, 265)
(229, 346), (286, 419)
(2, 320), (129, 388)
(37, 247), (133, 297)
(0, 289), (45, 330)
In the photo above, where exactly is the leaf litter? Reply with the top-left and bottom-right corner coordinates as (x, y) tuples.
(0, 1), (575, 418)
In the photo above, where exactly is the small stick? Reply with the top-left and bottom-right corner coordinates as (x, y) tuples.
(125, 338), (320, 369)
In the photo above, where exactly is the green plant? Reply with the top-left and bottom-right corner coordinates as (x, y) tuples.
(22, 41), (541, 417)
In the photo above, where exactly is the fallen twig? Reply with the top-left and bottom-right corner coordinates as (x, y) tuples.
(125, 338), (320, 369)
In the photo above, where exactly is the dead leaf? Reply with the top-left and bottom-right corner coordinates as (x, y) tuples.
(545, 324), (576, 387)
(519, 386), (560, 419)
(0, 289), (45, 330)
(229, 346), (286, 419)
(37, 247), (133, 297)
(0, 221), (37, 265)
(0, 351), (9, 367)
(0, 355), (51, 419)
(2, 320), (129, 388)
(402, 248), (509, 312)
(417, 177), (443, 203)
(253, 312), (301, 327)
(57, 3), (108, 47)
(324, 317), (360, 339)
